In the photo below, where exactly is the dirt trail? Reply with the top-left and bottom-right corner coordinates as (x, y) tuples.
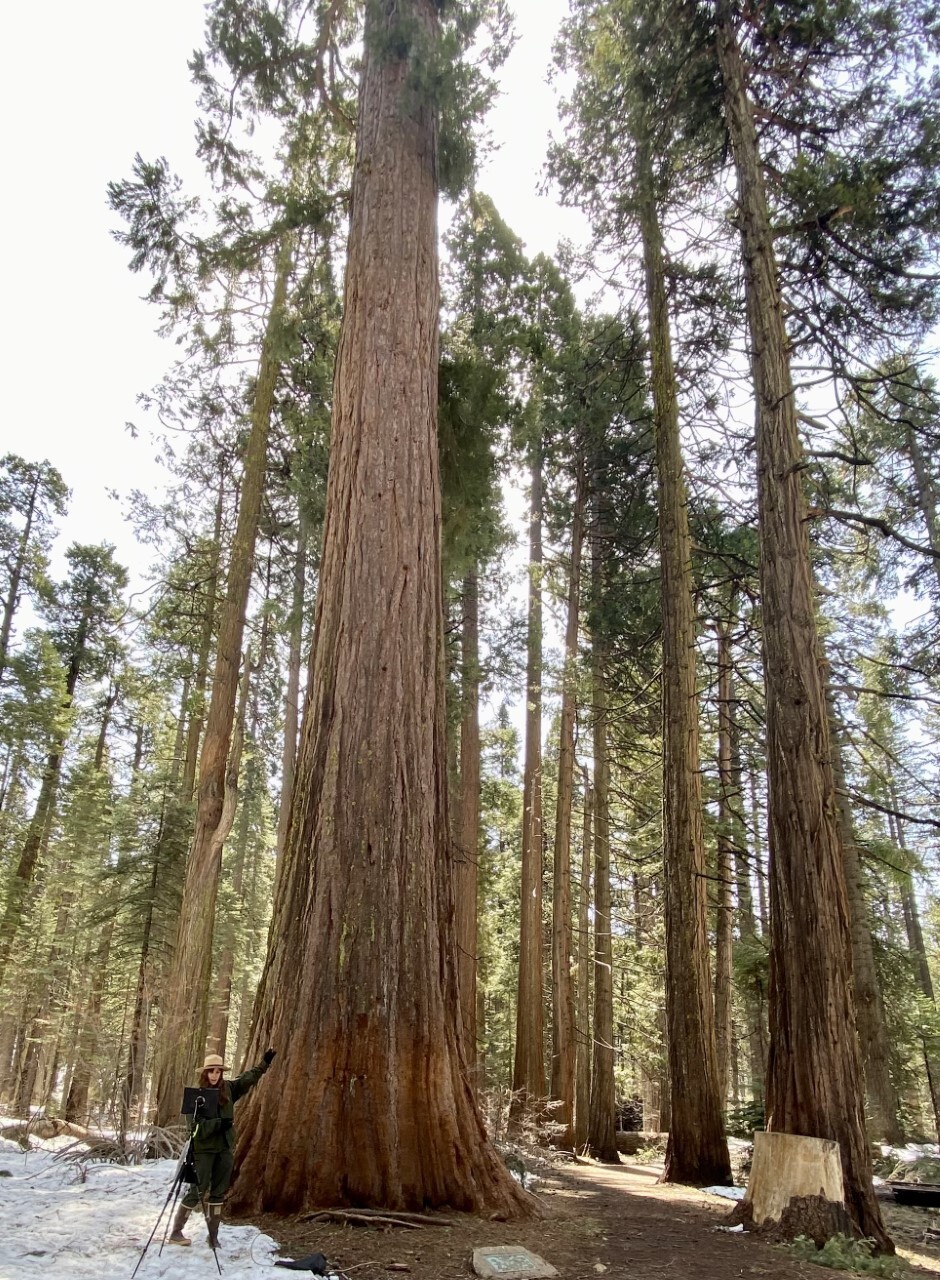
(251, 1156), (940, 1279)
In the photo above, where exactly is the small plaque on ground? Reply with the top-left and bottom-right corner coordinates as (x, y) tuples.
(472, 1247), (559, 1278)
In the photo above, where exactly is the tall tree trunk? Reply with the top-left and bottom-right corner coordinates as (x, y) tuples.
(728, 646), (768, 1103)
(891, 797), (940, 1138)
(824, 680), (903, 1143)
(275, 512), (308, 861)
(456, 568), (481, 1065)
(227, 1), (531, 1217)
(206, 654), (254, 1059)
(153, 236), (293, 1128)
(637, 136), (730, 1185)
(549, 468), (584, 1150)
(183, 472), (225, 802)
(587, 504), (617, 1161)
(714, 619), (736, 1113)
(716, 2), (890, 1248)
(511, 442), (546, 1125)
(575, 774), (593, 1150)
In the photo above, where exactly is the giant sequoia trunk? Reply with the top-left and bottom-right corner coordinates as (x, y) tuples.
(228, 1), (531, 1216)
(152, 236), (293, 1128)
(637, 136), (731, 1185)
(715, 1), (890, 1249)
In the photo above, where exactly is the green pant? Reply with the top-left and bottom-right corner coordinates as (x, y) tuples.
(182, 1148), (234, 1208)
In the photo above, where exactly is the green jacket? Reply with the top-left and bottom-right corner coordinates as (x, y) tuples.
(192, 1060), (270, 1154)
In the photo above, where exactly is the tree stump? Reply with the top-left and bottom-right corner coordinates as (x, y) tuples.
(732, 1131), (855, 1245)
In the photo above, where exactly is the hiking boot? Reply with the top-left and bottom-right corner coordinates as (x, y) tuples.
(207, 1200), (223, 1250)
(168, 1205), (192, 1246)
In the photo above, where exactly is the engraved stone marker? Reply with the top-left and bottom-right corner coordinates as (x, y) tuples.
(472, 1246), (560, 1278)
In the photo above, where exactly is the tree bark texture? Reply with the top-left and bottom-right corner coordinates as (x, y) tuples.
(228, 1), (531, 1217)
(153, 236), (292, 1129)
(549, 468), (584, 1149)
(637, 143), (731, 1185)
(715, 2), (890, 1249)
(456, 569), (481, 1064)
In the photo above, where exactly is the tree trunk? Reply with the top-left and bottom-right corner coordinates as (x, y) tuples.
(715, 2), (890, 1249)
(511, 443), (546, 1126)
(275, 512), (308, 862)
(587, 507), (617, 1162)
(456, 568), (481, 1066)
(574, 774), (593, 1150)
(892, 797), (940, 1138)
(0, 469), (40, 680)
(206, 654), (254, 1059)
(730, 687), (768, 1103)
(183, 472), (225, 802)
(153, 236), (292, 1128)
(824, 680), (903, 1144)
(550, 468), (585, 1150)
(227, 1), (531, 1217)
(714, 619), (736, 1113)
(637, 140), (730, 1184)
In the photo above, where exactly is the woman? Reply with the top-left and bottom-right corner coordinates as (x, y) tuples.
(169, 1047), (276, 1248)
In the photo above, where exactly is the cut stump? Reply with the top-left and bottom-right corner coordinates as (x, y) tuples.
(731, 1131), (854, 1245)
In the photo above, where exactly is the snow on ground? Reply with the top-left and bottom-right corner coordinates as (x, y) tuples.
(701, 1185), (746, 1201)
(0, 1137), (293, 1280)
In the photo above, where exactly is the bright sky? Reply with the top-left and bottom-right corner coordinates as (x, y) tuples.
(0, 0), (585, 580)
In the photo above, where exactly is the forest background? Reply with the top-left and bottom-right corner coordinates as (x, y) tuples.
(1, 0), (940, 1253)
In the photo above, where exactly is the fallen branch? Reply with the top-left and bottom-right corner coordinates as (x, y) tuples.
(302, 1207), (456, 1229)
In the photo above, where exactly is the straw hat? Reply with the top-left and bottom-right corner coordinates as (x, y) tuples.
(202, 1054), (227, 1071)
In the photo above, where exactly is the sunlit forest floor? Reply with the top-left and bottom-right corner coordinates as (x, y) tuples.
(250, 1157), (940, 1279)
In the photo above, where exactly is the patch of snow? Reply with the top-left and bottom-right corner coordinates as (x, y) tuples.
(701, 1185), (746, 1201)
(0, 1147), (288, 1278)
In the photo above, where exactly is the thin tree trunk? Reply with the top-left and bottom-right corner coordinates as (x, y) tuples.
(587, 504), (617, 1162)
(275, 512), (308, 862)
(511, 443), (546, 1125)
(549, 468), (584, 1150)
(153, 236), (293, 1128)
(714, 619), (736, 1113)
(637, 136), (730, 1185)
(575, 774), (593, 1150)
(825, 679), (903, 1143)
(183, 473), (225, 802)
(716, 2), (890, 1247)
(206, 654), (254, 1058)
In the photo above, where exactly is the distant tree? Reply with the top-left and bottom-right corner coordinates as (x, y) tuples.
(0, 456), (68, 680)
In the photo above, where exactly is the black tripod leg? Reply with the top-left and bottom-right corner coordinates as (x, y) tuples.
(131, 1171), (183, 1279)
(199, 1197), (223, 1275)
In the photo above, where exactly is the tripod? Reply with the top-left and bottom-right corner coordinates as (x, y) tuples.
(131, 1098), (223, 1277)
